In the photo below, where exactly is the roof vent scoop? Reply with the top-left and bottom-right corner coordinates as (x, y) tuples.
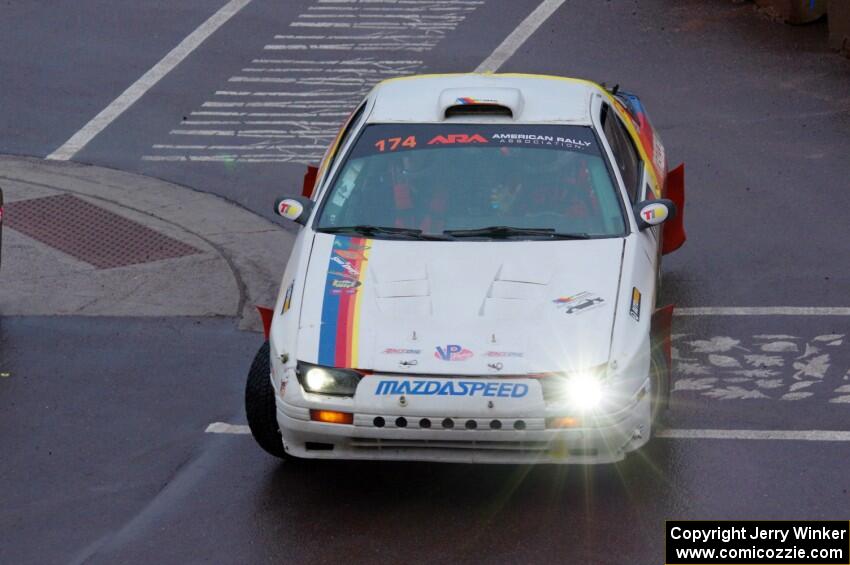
(439, 87), (523, 121)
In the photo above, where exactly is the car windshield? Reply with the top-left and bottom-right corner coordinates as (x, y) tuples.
(315, 123), (626, 239)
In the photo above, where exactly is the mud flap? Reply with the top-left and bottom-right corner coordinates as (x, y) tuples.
(256, 306), (274, 341)
(302, 165), (318, 198)
(662, 163), (686, 255)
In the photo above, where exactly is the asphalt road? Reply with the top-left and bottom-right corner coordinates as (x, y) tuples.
(1, 1), (850, 563)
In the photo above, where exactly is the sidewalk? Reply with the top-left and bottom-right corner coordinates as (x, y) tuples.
(0, 155), (293, 331)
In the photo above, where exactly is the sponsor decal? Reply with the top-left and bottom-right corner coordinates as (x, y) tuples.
(332, 278), (361, 289)
(329, 271), (362, 295)
(491, 133), (592, 151)
(630, 287), (641, 321)
(375, 379), (529, 398)
(330, 254), (359, 277)
(553, 292), (605, 315)
(456, 96), (499, 105)
(488, 362), (503, 371)
(383, 348), (422, 355)
(484, 351), (524, 358)
(277, 199), (303, 220)
(652, 135), (666, 175)
(350, 124), (599, 160)
(318, 236), (372, 367)
(282, 281), (294, 313)
(427, 133), (488, 145)
(641, 202), (669, 223)
(434, 344), (473, 361)
(329, 270), (358, 281)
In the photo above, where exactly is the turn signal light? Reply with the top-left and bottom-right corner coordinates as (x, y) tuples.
(546, 416), (580, 429)
(310, 409), (353, 425)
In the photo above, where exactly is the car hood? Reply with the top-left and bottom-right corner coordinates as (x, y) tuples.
(296, 233), (625, 374)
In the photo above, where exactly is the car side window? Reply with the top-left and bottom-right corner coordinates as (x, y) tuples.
(601, 104), (642, 203)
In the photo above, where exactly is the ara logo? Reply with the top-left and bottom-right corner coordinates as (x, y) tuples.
(427, 134), (488, 145)
(434, 344), (473, 361)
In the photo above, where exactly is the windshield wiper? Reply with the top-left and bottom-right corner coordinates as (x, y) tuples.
(318, 225), (452, 240)
(443, 226), (591, 240)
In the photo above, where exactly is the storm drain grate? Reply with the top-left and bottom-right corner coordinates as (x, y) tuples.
(4, 193), (202, 269)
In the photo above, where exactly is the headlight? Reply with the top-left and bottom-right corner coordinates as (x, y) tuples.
(541, 365), (607, 411)
(296, 362), (361, 396)
(565, 371), (604, 410)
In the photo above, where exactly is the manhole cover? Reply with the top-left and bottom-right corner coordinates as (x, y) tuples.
(4, 193), (202, 269)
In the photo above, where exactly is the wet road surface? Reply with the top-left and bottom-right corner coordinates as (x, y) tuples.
(1, 0), (850, 563)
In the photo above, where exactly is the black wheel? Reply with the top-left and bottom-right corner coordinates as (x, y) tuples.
(649, 341), (671, 430)
(245, 341), (289, 459)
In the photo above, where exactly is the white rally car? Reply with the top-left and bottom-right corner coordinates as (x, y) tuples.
(246, 73), (686, 464)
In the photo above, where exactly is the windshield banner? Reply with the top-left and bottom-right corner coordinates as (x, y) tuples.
(348, 124), (600, 160)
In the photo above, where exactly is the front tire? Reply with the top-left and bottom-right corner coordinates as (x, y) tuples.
(649, 342), (671, 429)
(245, 341), (289, 459)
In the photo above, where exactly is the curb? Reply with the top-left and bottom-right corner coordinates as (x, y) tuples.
(0, 155), (293, 331)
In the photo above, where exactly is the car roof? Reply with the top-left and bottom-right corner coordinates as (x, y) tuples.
(367, 73), (605, 125)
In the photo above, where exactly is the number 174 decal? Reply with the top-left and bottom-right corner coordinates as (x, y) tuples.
(374, 136), (417, 152)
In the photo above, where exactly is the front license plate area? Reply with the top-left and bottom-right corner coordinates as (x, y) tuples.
(354, 376), (545, 417)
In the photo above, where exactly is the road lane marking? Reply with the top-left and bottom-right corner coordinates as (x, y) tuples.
(206, 422), (251, 434)
(205, 422), (850, 442)
(675, 307), (850, 316)
(657, 429), (850, 441)
(475, 0), (567, 73)
(144, 1), (479, 163)
(47, 0), (252, 161)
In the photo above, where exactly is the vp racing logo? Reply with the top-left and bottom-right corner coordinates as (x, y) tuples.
(434, 344), (473, 361)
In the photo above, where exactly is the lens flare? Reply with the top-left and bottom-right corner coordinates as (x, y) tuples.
(567, 372), (603, 410)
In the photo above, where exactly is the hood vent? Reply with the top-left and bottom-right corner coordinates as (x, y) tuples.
(445, 104), (513, 119)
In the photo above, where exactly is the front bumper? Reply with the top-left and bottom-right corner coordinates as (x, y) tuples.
(275, 378), (651, 465)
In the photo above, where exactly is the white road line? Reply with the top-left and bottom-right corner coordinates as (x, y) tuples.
(204, 423), (850, 442)
(675, 307), (850, 316)
(657, 429), (850, 442)
(47, 0), (251, 161)
(475, 0), (566, 73)
(206, 422), (251, 434)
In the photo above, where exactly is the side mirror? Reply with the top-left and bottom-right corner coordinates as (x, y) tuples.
(634, 198), (676, 230)
(274, 196), (314, 226)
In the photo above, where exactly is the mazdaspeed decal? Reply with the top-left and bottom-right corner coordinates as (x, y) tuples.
(553, 292), (604, 315)
(318, 236), (372, 367)
(434, 344), (473, 361)
(375, 379), (528, 398)
(629, 287), (642, 322)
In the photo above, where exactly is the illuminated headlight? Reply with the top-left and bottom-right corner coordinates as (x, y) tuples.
(541, 365), (607, 411)
(296, 362), (361, 396)
(565, 371), (604, 410)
